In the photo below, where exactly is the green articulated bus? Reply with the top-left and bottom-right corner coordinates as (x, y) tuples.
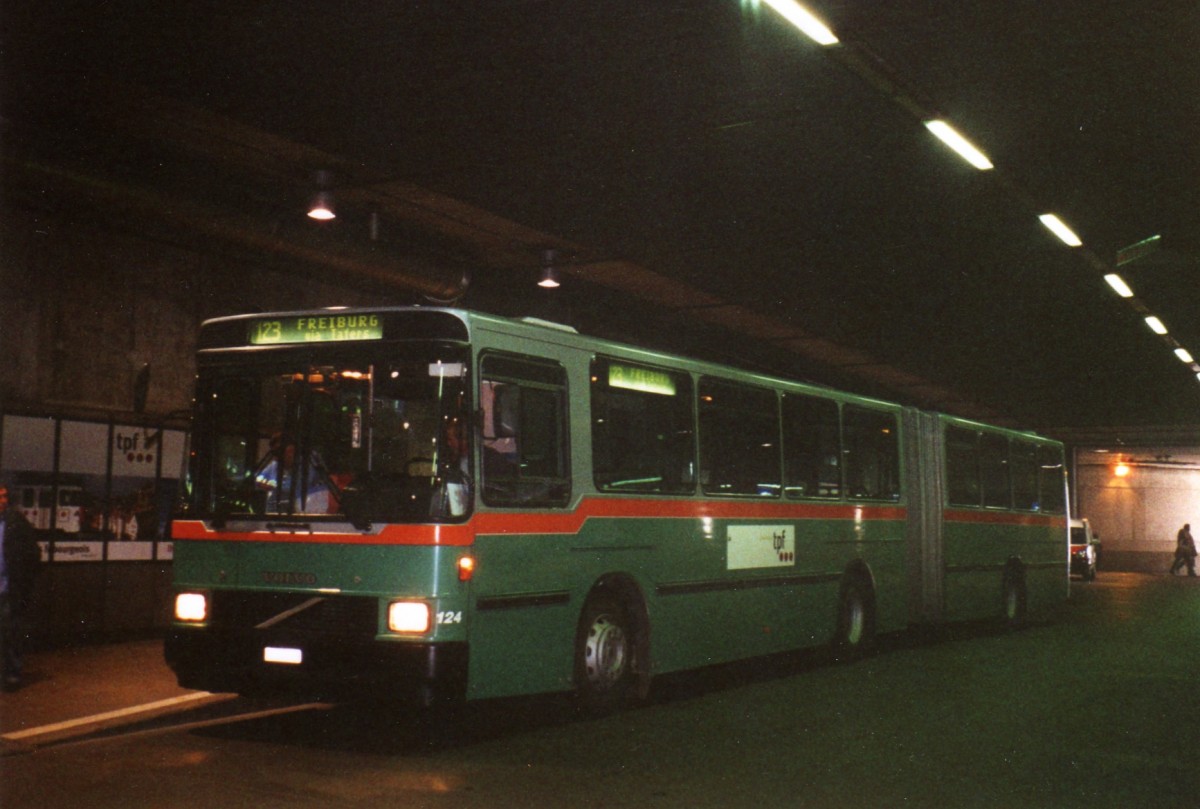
(165, 307), (1069, 709)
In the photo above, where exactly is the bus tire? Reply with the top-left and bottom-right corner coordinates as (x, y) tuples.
(832, 575), (876, 662)
(1001, 565), (1027, 628)
(574, 594), (636, 715)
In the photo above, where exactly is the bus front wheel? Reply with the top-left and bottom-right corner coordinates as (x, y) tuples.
(574, 594), (636, 714)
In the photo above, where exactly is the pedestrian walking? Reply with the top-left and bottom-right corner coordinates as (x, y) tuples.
(1, 483), (43, 690)
(1170, 523), (1197, 577)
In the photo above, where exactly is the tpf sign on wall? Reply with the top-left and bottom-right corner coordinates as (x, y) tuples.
(113, 428), (161, 474)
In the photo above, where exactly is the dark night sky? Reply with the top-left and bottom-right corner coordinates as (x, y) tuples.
(5, 1), (1200, 430)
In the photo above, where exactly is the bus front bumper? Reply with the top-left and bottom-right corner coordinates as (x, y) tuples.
(164, 627), (468, 705)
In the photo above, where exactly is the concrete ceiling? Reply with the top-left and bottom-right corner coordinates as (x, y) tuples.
(4, 1), (1199, 444)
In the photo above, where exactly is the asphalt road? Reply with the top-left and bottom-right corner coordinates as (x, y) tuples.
(3, 572), (1199, 808)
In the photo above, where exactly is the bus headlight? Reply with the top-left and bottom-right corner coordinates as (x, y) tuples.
(387, 601), (431, 634)
(174, 592), (209, 623)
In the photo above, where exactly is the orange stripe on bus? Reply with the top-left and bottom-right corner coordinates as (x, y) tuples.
(171, 499), (908, 546)
(943, 509), (1067, 527)
(170, 520), (474, 546)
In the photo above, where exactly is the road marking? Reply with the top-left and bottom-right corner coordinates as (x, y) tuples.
(2, 692), (218, 741)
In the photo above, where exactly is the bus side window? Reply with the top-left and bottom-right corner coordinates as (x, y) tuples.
(842, 406), (900, 501)
(946, 426), (981, 507)
(1010, 440), (1040, 511)
(491, 384), (519, 439)
(481, 381), (519, 479)
(1038, 444), (1066, 514)
(590, 358), (695, 494)
(479, 354), (570, 507)
(782, 392), (840, 499)
(979, 432), (1011, 509)
(698, 378), (780, 497)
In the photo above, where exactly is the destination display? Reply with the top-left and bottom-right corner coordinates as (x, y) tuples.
(608, 363), (676, 396)
(248, 313), (384, 345)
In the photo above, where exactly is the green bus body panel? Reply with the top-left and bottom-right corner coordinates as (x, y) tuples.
(174, 540), (453, 595)
(941, 517), (1068, 620)
(464, 509), (908, 700)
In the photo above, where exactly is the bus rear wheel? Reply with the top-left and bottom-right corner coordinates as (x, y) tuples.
(833, 577), (876, 662)
(575, 595), (635, 714)
(1001, 567), (1028, 628)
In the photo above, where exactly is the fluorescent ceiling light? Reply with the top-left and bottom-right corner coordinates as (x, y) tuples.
(923, 120), (994, 170)
(1145, 316), (1168, 335)
(1103, 273), (1134, 298)
(1175, 347), (1195, 364)
(761, 0), (839, 45)
(1038, 214), (1082, 247)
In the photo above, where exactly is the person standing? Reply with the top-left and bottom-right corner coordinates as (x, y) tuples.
(1, 484), (42, 690)
(1170, 523), (1197, 577)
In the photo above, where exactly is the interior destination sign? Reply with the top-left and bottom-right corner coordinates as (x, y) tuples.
(608, 363), (676, 396)
(249, 313), (384, 345)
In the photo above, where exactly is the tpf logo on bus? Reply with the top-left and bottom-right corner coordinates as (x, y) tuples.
(772, 530), (795, 563)
(726, 525), (795, 571)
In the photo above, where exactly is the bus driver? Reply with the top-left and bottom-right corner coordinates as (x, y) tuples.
(254, 434), (331, 514)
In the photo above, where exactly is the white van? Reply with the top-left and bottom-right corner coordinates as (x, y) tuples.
(1069, 518), (1100, 580)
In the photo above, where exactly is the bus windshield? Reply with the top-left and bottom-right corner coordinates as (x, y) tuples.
(187, 346), (471, 525)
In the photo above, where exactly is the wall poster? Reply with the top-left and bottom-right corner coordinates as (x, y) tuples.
(0, 413), (186, 563)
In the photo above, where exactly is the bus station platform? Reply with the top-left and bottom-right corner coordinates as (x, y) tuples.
(0, 637), (229, 754)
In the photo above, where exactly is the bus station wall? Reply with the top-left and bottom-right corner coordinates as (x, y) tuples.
(0, 412), (184, 642)
(0, 206), (384, 420)
(1075, 450), (1200, 573)
(0, 204), (383, 644)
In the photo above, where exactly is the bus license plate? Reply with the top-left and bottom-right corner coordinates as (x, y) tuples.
(263, 646), (303, 665)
